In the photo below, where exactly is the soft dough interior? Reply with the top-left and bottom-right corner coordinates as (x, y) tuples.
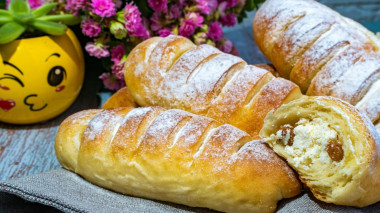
(268, 117), (356, 200)
(260, 98), (370, 203)
(273, 118), (343, 169)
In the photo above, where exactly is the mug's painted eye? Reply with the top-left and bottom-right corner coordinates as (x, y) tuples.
(47, 66), (66, 86)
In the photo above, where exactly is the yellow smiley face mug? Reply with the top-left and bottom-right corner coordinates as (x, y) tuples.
(0, 29), (84, 124)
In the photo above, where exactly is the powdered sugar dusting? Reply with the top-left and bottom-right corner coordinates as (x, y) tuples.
(356, 79), (380, 122)
(206, 65), (268, 121)
(197, 124), (251, 172)
(292, 26), (352, 83)
(330, 55), (380, 103)
(175, 115), (214, 148)
(276, 13), (336, 65)
(157, 42), (244, 114)
(84, 109), (126, 142)
(149, 35), (179, 77)
(160, 44), (221, 108)
(142, 109), (192, 148)
(229, 141), (272, 164)
(308, 46), (365, 96)
(69, 109), (100, 126)
(133, 41), (159, 77)
(258, 0), (319, 56)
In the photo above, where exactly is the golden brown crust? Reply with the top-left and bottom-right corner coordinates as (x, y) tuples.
(255, 64), (278, 77)
(55, 109), (101, 171)
(102, 87), (138, 109)
(55, 107), (301, 212)
(253, 0), (380, 124)
(260, 96), (380, 207)
(231, 78), (302, 138)
(123, 35), (302, 137)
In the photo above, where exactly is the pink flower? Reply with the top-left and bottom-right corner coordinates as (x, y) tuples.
(114, 0), (122, 8)
(147, 0), (167, 13)
(220, 14), (237, 26)
(158, 28), (173, 37)
(179, 12), (204, 38)
(207, 0), (218, 12)
(99, 72), (125, 91)
(81, 18), (101, 37)
(85, 42), (110, 58)
(65, 0), (88, 15)
(225, 0), (238, 8)
(169, 4), (182, 19)
(217, 38), (233, 53)
(186, 12), (204, 27)
(28, 0), (43, 9)
(218, 1), (228, 14)
(195, 0), (210, 15)
(111, 60), (126, 79)
(90, 0), (116, 17)
(230, 45), (240, 56)
(110, 45), (125, 63)
(179, 23), (196, 38)
(6, 0), (43, 9)
(150, 12), (165, 31)
(124, 3), (142, 32)
(208, 22), (223, 41)
(178, 0), (186, 7)
(123, 4), (150, 39)
(131, 24), (150, 39)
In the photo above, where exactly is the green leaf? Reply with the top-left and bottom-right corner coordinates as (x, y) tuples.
(8, 0), (30, 14)
(0, 9), (12, 17)
(0, 9), (12, 24)
(253, 0), (266, 9)
(32, 19), (66, 35)
(37, 14), (79, 25)
(31, 3), (57, 18)
(13, 13), (34, 23)
(237, 11), (247, 23)
(246, 0), (254, 11)
(0, 21), (26, 44)
(0, 16), (12, 25)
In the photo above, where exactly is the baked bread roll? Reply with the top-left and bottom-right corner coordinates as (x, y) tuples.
(253, 0), (380, 127)
(55, 106), (301, 213)
(124, 35), (302, 138)
(102, 87), (138, 109)
(260, 96), (380, 207)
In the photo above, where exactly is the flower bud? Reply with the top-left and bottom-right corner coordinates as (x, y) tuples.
(193, 32), (208, 45)
(110, 20), (127, 39)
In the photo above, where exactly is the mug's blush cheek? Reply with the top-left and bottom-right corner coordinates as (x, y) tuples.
(0, 98), (16, 111)
(0, 84), (10, 90)
(56, 85), (65, 92)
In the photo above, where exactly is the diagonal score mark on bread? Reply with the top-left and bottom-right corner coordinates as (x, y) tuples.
(356, 79), (380, 123)
(55, 107), (302, 213)
(271, 13), (336, 77)
(260, 96), (380, 207)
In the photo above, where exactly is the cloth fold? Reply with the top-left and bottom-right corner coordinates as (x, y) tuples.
(0, 169), (379, 212)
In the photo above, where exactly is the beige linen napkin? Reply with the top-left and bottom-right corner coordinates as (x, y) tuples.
(0, 169), (379, 212)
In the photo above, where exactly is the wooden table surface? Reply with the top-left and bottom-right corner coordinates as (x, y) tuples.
(0, 13), (379, 182)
